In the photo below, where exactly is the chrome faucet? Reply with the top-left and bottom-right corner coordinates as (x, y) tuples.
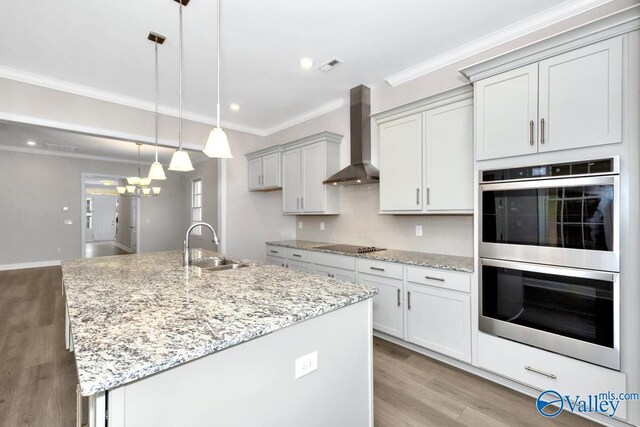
(183, 222), (220, 266)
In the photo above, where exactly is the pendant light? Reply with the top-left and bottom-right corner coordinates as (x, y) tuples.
(117, 144), (161, 197)
(148, 31), (167, 180)
(169, 0), (195, 172)
(203, 0), (233, 159)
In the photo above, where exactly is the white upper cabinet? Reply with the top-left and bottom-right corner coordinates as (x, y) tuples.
(246, 147), (282, 191)
(475, 64), (539, 160)
(538, 36), (623, 152)
(281, 132), (341, 215)
(424, 99), (474, 212)
(377, 88), (474, 214)
(474, 36), (624, 161)
(379, 113), (423, 212)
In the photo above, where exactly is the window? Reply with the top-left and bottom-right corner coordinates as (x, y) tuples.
(86, 198), (93, 229)
(191, 178), (203, 235)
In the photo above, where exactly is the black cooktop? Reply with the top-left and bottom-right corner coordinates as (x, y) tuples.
(315, 244), (386, 254)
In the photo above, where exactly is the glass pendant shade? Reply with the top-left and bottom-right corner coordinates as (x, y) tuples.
(116, 186), (126, 195)
(139, 177), (152, 187)
(126, 185), (136, 194)
(169, 149), (194, 171)
(152, 187), (162, 195)
(148, 161), (167, 180)
(127, 176), (140, 185)
(203, 128), (233, 158)
(142, 187), (152, 196)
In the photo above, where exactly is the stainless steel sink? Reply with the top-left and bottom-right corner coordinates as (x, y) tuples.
(192, 258), (248, 272)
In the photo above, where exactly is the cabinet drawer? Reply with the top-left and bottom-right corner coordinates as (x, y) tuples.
(267, 256), (286, 267)
(313, 252), (356, 271)
(286, 248), (313, 262)
(478, 332), (627, 420)
(287, 259), (312, 273)
(406, 266), (471, 293)
(358, 259), (403, 280)
(314, 265), (356, 283)
(266, 245), (286, 258)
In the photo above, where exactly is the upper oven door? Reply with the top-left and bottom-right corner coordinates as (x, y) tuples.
(480, 175), (619, 272)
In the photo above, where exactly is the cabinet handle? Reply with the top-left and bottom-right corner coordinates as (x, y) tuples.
(425, 275), (445, 282)
(407, 291), (412, 310)
(281, 263), (285, 267)
(270, 250), (278, 254)
(259, 175), (262, 186)
(426, 187), (430, 205)
(301, 197), (304, 209)
(370, 266), (385, 272)
(525, 366), (556, 379)
(540, 118), (545, 144)
(397, 288), (401, 306)
(292, 254), (302, 258)
(416, 188), (420, 205)
(296, 197), (300, 209)
(529, 120), (534, 146)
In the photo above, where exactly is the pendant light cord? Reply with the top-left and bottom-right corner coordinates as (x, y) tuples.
(179, 3), (184, 151)
(155, 40), (159, 163)
(216, 0), (221, 130)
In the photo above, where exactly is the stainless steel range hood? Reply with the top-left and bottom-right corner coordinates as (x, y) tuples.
(323, 85), (379, 185)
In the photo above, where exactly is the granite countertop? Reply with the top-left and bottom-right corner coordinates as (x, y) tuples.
(266, 240), (474, 273)
(62, 250), (377, 396)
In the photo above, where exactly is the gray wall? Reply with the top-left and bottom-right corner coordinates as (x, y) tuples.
(0, 150), (183, 265)
(181, 158), (219, 250)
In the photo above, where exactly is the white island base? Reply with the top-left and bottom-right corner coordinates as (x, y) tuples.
(88, 299), (373, 427)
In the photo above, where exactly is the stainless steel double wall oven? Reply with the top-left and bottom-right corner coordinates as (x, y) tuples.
(479, 157), (620, 369)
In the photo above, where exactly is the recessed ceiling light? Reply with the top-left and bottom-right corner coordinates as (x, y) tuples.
(26, 141), (36, 146)
(299, 57), (314, 70)
(229, 103), (240, 111)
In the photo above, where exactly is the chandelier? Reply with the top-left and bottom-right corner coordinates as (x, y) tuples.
(117, 143), (161, 197)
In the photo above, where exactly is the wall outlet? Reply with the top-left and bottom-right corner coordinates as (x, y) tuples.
(56, 248), (62, 254)
(64, 219), (73, 225)
(298, 221), (303, 230)
(415, 225), (423, 237)
(320, 221), (325, 231)
(295, 351), (318, 379)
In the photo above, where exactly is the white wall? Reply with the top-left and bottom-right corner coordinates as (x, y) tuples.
(0, 150), (183, 265)
(224, 129), (296, 261)
(182, 158), (219, 250)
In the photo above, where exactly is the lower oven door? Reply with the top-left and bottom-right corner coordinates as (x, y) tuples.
(479, 258), (620, 370)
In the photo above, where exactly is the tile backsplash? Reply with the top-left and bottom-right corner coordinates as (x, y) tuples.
(296, 185), (474, 257)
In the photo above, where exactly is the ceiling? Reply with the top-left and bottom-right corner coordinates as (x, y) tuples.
(0, 121), (208, 164)
(0, 0), (569, 135)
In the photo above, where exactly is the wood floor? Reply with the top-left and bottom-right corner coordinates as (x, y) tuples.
(0, 266), (599, 426)
(85, 241), (129, 258)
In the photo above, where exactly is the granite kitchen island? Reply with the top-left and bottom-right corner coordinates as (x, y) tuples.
(62, 251), (377, 427)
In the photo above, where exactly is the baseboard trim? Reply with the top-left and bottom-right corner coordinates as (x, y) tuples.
(114, 242), (132, 253)
(373, 332), (629, 427)
(0, 260), (62, 271)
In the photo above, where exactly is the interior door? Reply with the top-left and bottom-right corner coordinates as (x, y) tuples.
(262, 153), (280, 188)
(92, 195), (117, 241)
(475, 63), (539, 160)
(248, 158), (263, 190)
(538, 36), (623, 152)
(379, 113), (423, 211)
(282, 149), (301, 213)
(130, 197), (138, 253)
(301, 142), (325, 212)
(424, 99), (473, 211)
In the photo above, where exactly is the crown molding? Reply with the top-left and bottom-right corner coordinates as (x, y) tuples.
(0, 144), (145, 165)
(0, 65), (266, 136)
(262, 98), (345, 136)
(384, 0), (615, 87)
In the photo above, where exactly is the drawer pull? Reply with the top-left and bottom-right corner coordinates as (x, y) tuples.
(425, 275), (445, 282)
(407, 291), (412, 310)
(529, 120), (534, 145)
(270, 250), (278, 254)
(370, 266), (385, 272)
(292, 254), (302, 258)
(525, 366), (556, 379)
(540, 118), (545, 144)
(397, 288), (401, 306)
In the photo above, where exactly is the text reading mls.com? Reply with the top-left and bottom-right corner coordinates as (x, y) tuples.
(537, 390), (640, 418)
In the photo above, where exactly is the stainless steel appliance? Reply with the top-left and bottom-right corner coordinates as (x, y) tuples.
(315, 244), (386, 254)
(479, 157), (621, 370)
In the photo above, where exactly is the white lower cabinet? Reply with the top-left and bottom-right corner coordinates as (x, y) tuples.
(287, 259), (312, 273)
(478, 332), (627, 420)
(314, 264), (356, 283)
(266, 255), (286, 267)
(405, 282), (471, 363)
(359, 273), (404, 339)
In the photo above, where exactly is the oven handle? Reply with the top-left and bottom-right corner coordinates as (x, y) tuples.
(479, 258), (617, 282)
(480, 175), (617, 192)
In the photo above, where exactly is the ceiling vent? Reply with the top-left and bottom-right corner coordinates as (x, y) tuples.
(317, 57), (343, 72)
(45, 143), (78, 153)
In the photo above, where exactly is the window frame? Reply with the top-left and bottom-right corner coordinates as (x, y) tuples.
(191, 178), (203, 236)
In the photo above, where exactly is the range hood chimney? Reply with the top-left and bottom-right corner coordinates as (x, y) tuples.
(323, 85), (379, 185)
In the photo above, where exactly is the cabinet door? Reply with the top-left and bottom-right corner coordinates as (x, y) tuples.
(262, 153), (280, 188)
(379, 113), (423, 211)
(539, 36), (623, 152)
(301, 142), (326, 212)
(282, 149), (301, 213)
(424, 99), (473, 212)
(359, 274), (404, 339)
(406, 283), (471, 363)
(248, 158), (263, 190)
(287, 259), (312, 273)
(475, 64), (538, 160)
(314, 265), (356, 283)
